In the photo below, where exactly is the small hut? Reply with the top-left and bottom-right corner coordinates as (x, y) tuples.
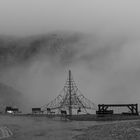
(32, 108), (43, 114)
(5, 106), (19, 114)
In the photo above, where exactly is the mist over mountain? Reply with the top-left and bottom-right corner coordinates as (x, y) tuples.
(0, 32), (87, 112)
(0, 31), (140, 112)
(0, 0), (140, 114)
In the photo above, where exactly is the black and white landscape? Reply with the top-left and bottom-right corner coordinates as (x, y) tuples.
(0, 1), (140, 140)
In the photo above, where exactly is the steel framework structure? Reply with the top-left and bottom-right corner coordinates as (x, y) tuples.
(97, 104), (139, 115)
(41, 70), (97, 115)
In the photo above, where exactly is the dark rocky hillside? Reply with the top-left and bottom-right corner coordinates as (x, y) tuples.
(0, 32), (83, 67)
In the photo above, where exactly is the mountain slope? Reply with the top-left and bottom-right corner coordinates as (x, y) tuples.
(0, 32), (83, 67)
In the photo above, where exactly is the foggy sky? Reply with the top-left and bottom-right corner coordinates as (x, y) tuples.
(0, 1), (140, 112)
(0, 0), (140, 35)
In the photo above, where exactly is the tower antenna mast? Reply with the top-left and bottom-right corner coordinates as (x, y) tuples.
(68, 70), (72, 116)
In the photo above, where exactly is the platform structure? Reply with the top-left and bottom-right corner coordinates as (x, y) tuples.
(97, 104), (139, 115)
(41, 70), (97, 116)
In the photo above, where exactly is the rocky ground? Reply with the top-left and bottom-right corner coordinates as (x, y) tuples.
(74, 120), (140, 140)
(0, 115), (99, 140)
(0, 115), (140, 140)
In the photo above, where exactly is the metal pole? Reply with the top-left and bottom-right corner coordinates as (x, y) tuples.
(69, 70), (72, 116)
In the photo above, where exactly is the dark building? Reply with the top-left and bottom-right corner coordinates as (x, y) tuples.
(5, 106), (19, 114)
(32, 108), (43, 114)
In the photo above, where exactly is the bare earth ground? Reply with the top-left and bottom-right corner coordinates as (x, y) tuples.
(0, 115), (104, 140)
(0, 115), (140, 140)
(74, 120), (140, 140)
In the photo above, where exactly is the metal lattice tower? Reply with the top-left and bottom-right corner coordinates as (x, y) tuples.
(41, 70), (97, 115)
